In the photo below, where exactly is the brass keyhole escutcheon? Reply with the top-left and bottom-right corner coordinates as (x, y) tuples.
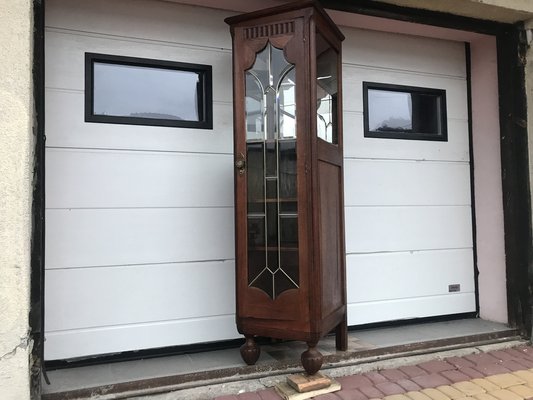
(235, 153), (246, 175)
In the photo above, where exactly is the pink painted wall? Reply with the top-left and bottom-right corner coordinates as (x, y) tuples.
(469, 36), (507, 323)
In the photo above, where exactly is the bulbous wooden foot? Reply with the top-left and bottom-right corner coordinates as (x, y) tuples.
(301, 343), (323, 375)
(240, 335), (260, 365)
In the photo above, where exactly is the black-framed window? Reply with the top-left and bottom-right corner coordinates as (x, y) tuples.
(363, 82), (447, 141)
(85, 53), (213, 129)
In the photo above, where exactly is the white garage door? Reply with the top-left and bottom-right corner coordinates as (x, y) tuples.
(342, 28), (475, 325)
(44, 0), (240, 360)
(45, 0), (475, 360)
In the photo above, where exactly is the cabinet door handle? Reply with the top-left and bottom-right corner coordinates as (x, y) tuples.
(235, 153), (246, 174)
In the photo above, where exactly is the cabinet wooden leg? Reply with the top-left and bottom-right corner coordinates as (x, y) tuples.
(301, 342), (323, 375)
(335, 313), (348, 351)
(240, 335), (260, 365)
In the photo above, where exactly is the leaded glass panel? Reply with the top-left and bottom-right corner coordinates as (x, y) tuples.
(316, 32), (338, 144)
(245, 43), (299, 299)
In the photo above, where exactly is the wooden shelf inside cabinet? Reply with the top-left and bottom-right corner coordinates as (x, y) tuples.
(248, 246), (298, 251)
(248, 199), (297, 204)
(226, 0), (347, 376)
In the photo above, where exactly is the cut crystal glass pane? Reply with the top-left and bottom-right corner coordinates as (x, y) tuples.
(271, 46), (291, 87)
(252, 46), (271, 92)
(265, 140), (277, 177)
(279, 140), (297, 213)
(266, 179), (277, 201)
(247, 250), (265, 286)
(280, 215), (298, 248)
(280, 250), (298, 286)
(266, 202), (278, 245)
(93, 63), (200, 121)
(250, 269), (273, 298)
(245, 73), (265, 140)
(247, 216), (265, 248)
(246, 44), (296, 141)
(278, 68), (296, 139)
(266, 87), (277, 140)
(246, 142), (264, 214)
(274, 270), (296, 298)
(316, 32), (338, 144)
(267, 250), (279, 271)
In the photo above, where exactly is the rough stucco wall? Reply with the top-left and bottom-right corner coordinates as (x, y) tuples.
(0, 0), (34, 399)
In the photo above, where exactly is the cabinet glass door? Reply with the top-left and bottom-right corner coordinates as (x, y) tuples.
(245, 44), (299, 299)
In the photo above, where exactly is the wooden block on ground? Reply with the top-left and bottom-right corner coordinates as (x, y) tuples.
(287, 373), (332, 393)
(276, 378), (341, 400)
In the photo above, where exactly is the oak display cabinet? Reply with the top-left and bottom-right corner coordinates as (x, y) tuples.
(225, 0), (347, 375)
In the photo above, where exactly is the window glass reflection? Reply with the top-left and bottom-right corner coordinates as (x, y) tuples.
(278, 68), (296, 139)
(368, 90), (412, 132)
(245, 73), (264, 140)
(316, 32), (338, 144)
(366, 86), (445, 139)
(246, 44), (295, 141)
(93, 63), (200, 121)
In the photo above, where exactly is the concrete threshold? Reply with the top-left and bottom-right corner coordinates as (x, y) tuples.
(42, 324), (521, 400)
(134, 339), (529, 400)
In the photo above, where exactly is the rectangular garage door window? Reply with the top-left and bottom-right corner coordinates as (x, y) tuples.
(363, 82), (447, 141)
(85, 53), (212, 129)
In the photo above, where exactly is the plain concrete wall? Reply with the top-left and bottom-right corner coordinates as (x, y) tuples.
(0, 0), (34, 399)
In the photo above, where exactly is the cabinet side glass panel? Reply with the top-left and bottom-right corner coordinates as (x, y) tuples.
(316, 32), (338, 144)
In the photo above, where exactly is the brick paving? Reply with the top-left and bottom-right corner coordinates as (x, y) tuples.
(214, 345), (533, 400)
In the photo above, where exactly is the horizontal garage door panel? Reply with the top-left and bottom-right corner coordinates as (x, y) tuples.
(46, 260), (235, 331)
(345, 206), (473, 254)
(348, 293), (476, 326)
(45, 29), (232, 100)
(46, 90), (233, 153)
(344, 113), (470, 162)
(342, 28), (466, 78)
(46, 149), (234, 209)
(344, 159), (471, 207)
(46, 0), (233, 51)
(46, 208), (234, 269)
(343, 67), (468, 120)
(346, 249), (474, 303)
(45, 315), (239, 361)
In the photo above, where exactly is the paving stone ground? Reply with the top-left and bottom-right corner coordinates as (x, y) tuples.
(214, 345), (533, 400)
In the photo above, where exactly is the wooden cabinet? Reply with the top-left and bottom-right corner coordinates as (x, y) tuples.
(226, 0), (347, 375)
